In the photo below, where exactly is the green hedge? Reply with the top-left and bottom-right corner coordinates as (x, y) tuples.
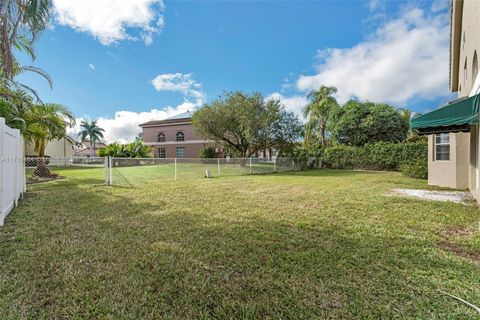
(323, 141), (427, 175)
(399, 159), (428, 179)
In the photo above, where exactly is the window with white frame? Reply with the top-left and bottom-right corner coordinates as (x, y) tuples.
(157, 132), (165, 142)
(435, 133), (450, 161)
(176, 147), (185, 158)
(157, 147), (166, 158)
(176, 131), (185, 142)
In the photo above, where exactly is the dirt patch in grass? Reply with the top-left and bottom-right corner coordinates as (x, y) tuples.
(437, 227), (480, 264)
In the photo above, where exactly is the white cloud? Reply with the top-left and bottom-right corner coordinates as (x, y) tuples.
(151, 73), (206, 105)
(88, 63), (95, 70)
(431, 0), (449, 13)
(68, 102), (196, 144)
(266, 92), (309, 119)
(367, 0), (385, 12)
(53, 0), (165, 45)
(296, 8), (450, 106)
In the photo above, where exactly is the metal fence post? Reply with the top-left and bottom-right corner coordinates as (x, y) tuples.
(249, 157), (252, 174)
(109, 156), (113, 185)
(104, 156), (108, 185)
(174, 158), (177, 181)
(217, 158), (220, 176)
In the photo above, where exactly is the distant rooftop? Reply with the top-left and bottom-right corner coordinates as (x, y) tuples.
(139, 110), (193, 127)
(166, 110), (193, 120)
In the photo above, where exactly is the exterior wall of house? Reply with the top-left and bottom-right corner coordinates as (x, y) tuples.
(427, 0), (480, 191)
(456, 0), (480, 97)
(153, 143), (211, 158)
(428, 132), (469, 189)
(25, 138), (74, 158)
(141, 118), (221, 158)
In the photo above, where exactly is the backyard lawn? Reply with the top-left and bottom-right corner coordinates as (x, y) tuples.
(0, 168), (479, 318)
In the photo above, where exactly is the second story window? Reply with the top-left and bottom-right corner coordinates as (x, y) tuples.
(157, 132), (165, 142)
(176, 131), (185, 142)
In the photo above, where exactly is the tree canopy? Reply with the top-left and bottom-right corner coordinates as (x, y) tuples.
(99, 141), (153, 158)
(329, 100), (409, 147)
(192, 91), (302, 158)
(303, 86), (338, 147)
(79, 120), (105, 156)
(0, 0), (52, 80)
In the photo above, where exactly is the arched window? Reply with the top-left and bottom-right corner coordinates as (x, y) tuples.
(157, 132), (165, 142)
(176, 131), (185, 142)
(473, 51), (478, 82)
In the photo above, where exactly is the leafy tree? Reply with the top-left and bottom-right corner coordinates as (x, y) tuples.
(78, 120), (105, 156)
(303, 86), (338, 147)
(200, 146), (216, 158)
(192, 91), (302, 158)
(329, 100), (408, 147)
(0, 0), (52, 80)
(99, 141), (152, 158)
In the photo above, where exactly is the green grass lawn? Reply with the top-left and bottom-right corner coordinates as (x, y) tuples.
(1, 168), (479, 319)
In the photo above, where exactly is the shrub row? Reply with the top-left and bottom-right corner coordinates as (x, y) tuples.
(322, 141), (428, 178)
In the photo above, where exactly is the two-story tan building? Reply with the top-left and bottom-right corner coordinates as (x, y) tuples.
(139, 111), (221, 158)
(411, 0), (480, 199)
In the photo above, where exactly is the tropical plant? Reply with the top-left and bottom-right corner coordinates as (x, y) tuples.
(99, 141), (153, 158)
(26, 103), (75, 176)
(303, 86), (338, 147)
(78, 120), (105, 156)
(0, 0), (53, 80)
(192, 91), (302, 159)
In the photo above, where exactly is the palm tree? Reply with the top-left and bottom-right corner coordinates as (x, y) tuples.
(78, 120), (105, 156)
(0, 0), (53, 80)
(303, 85), (338, 147)
(27, 103), (75, 176)
(398, 108), (417, 139)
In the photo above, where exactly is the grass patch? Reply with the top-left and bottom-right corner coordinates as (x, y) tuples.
(1, 169), (479, 318)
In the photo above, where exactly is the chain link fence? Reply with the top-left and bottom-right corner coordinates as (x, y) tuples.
(22, 156), (318, 188)
(25, 157), (107, 187)
(109, 157), (312, 187)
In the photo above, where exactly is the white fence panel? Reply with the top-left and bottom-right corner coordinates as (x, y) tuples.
(0, 117), (25, 226)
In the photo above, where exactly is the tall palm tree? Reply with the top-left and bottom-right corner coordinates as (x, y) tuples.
(303, 85), (338, 147)
(0, 0), (53, 79)
(79, 120), (105, 156)
(27, 103), (75, 176)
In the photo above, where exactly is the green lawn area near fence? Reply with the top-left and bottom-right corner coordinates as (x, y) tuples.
(1, 169), (479, 318)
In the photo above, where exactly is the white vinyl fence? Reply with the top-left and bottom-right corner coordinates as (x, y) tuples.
(0, 117), (25, 226)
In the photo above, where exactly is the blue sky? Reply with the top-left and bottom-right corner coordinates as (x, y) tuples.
(17, 0), (452, 142)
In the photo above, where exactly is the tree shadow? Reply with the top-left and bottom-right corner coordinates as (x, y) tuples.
(1, 176), (478, 319)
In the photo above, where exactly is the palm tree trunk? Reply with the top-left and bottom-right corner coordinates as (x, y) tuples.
(34, 139), (50, 177)
(90, 140), (94, 157)
(320, 125), (327, 146)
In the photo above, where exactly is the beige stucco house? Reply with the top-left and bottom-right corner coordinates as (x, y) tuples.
(25, 136), (75, 158)
(411, 0), (480, 199)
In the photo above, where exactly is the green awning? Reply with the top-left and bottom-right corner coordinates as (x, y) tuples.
(411, 93), (480, 134)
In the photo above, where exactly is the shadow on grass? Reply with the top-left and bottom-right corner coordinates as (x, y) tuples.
(271, 168), (386, 178)
(1, 177), (478, 319)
